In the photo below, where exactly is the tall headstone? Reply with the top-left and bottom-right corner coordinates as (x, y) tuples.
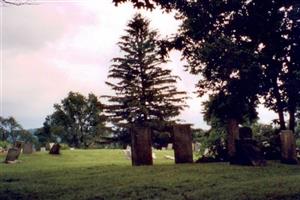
(173, 124), (193, 164)
(167, 143), (173, 150)
(130, 126), (153, 166)
(14, 141), (23, 158)
(280, 130), (298, 164)
(23, 143), (33, 154)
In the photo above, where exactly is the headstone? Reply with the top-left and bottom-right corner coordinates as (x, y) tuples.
(152, 152), (156, 160)
(162, 147), (166, 150)
(130, 126), (153, 166)
(40, 147), (46, 152)
(194, 142), (201, 152)
(167, 143), (173, 150)
(23, 143), (33, 154)
(232, 127), (266, 166)
(280, 130), (298, 164)
(46, 143), (55, 151)
(123, 146), (131, 160)
(49, 143), (60, 155)
(4, 148), (20, 163)
(173, 124), (193, 164)
(70, 147), (75, 151)
(14, 141), (23, 149)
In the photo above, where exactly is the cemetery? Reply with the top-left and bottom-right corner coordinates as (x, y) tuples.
(1, 0), (300, 199)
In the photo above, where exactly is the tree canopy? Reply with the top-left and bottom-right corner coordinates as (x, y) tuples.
(41, 92), (108, 148)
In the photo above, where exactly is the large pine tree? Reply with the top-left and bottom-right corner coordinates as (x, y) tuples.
(106, 14), (187, 136)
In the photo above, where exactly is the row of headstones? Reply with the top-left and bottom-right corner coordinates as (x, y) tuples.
(130, 124), (193, 166)
(4, 142), (61, 164)
(131, 124), (299, 166)
(232, 128), (298, 166)
(162, 142), (201, 152)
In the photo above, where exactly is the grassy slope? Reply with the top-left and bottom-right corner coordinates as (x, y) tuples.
(1, 150), (300, 200)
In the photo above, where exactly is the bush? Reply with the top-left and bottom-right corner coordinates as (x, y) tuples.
(0, 141), (11, 149)
(60, 143), (70, 150)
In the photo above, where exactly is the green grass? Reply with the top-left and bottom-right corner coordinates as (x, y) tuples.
(1, 150), (300, 200)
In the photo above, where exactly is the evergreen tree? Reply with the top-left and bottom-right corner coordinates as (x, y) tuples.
(105, 14), (187, 139)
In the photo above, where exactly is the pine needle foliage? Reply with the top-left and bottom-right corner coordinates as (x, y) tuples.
(105, 14), (187, 132)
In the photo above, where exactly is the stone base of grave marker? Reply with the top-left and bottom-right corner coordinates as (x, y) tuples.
(280, 130), (298, 164)
(173, 124), (193, 164)
(130, 126), (153, 166)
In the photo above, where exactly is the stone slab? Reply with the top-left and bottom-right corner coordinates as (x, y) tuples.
(173, 124), (193, 164)
(130, 126), (153, 166)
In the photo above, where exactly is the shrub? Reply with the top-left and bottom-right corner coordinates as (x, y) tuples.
(0, 141), (11, 149)
(60, 143), (70, 150)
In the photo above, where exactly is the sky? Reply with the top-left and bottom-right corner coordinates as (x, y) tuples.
(1, 0), (277, 129)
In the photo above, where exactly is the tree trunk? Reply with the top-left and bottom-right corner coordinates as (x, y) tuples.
(288, 110), (296, 132)
(227, 119), (239, 162)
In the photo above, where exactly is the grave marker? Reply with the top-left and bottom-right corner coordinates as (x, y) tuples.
(173, 124), (193, 164)
(130, 126), (153, 166)
(280, 130), (298, 164)
(23, 143), (33, 154)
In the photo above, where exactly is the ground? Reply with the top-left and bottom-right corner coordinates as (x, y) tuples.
(1, 149), (300, 200)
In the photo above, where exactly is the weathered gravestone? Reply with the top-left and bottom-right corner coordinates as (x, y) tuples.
(4, 148), (20, 163)
(40, 147), (46, 152)
(23, 143), (33, 154)
(167, 143), (173, 150)
(46, 143), (55, 151)
(194, 142), (201, 152)
(49, 143), (61, 155)
(173, 124), (193, 164)
(280, 130), (298, 164)
(130, 126), (153, 166)
(232, 127), (266, 166)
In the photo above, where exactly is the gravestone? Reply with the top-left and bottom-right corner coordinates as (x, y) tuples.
(173, 124), (193, 164)
(232, 127), (266, 166)
(46, 143), (55, 151)
(280, 130), (298, 164)
(23, 143), (33, 154)
(4, 148), (20, 163)
(167, 143), (173, 150)
(130, 126), (153, 166)
(49, 143), (60, 155)
(40, 147), (46, 152)
(194, 142), (201, 152)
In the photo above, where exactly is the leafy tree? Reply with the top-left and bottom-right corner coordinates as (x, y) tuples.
(34, 117), (59, 146)
(105, 14), (187, 143)
(115, 1), (300, 131)
(0, 116), (22, 143)
(44, 92), (107, 148)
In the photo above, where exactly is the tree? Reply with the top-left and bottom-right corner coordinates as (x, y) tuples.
(0, 116), (26, 144)
(44, 92), (107, 148)
(105, 14), (187, 142)
(1, 0), (34, 6)
(115, 0), (300, 131)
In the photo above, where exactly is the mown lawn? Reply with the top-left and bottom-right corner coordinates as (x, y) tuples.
(1, 149), (300, 200)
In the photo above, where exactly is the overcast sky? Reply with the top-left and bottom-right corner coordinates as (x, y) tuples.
(1, 0), (277, 129)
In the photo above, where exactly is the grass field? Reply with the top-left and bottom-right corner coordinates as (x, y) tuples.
(1, 149), (300, 200)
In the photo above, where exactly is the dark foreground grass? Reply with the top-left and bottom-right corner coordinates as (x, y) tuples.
(1, 150), (300, 200)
